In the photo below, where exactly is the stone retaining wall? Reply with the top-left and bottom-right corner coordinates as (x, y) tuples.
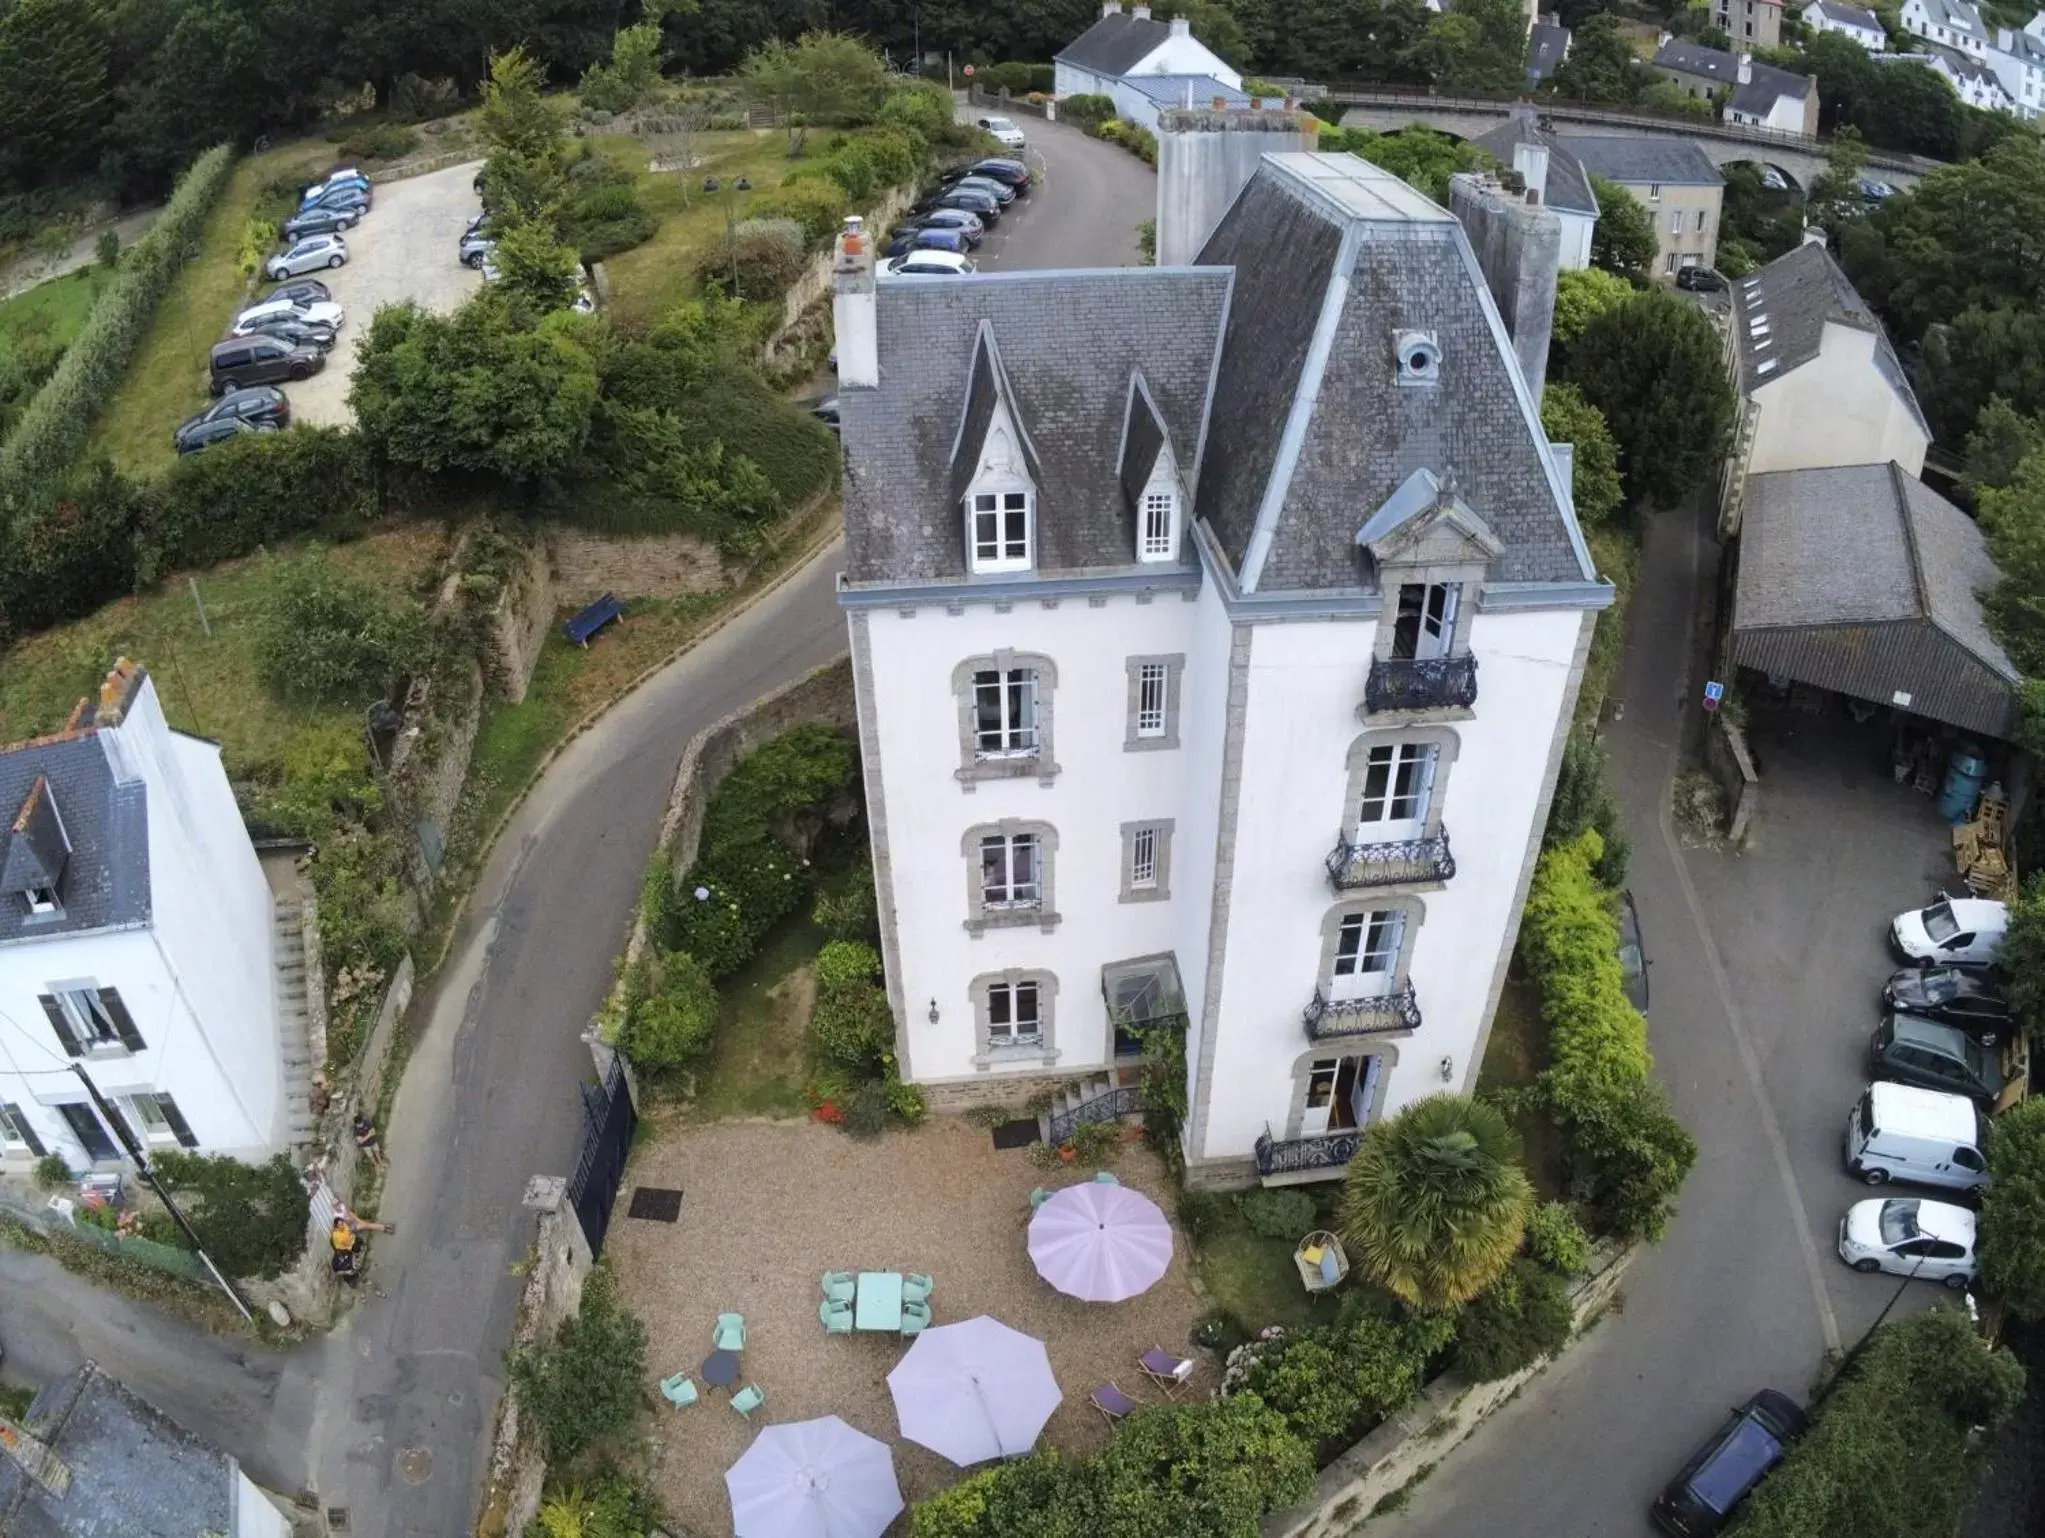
(480, 534), (558, 705)
(549, 527), (731, 604)
(1704, 716), (1760, 844)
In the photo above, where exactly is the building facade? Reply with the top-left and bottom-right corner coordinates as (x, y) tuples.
(0, 663), (296, 1172)
(1901, 0), (1992, 57)
(1990, 27), (2045, 116)
(1716, 0), (1784, 48)
(1652, 40), (1820, 133)
(1802, 0), (1888, 49)
(1473, 113), (1599, 270)
(833, 153), (1608, 1187)
(1565, 136), (1724, 278)
(1054, 1), (1244, 114)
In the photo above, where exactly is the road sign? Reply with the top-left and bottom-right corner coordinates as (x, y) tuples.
(1703, 680), (1725, 712)
(963, 64), (975, 76)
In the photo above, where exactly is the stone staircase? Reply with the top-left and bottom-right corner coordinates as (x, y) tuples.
(1039, 1076), (1142, 1147)
(273, 898), (319, 1149)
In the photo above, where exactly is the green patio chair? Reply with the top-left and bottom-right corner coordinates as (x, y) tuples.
(731, 1383), (765, 1420)
(821, 1270), (855, 1304)
(902, 1273), (934, 1306)
(658, 1372), (698, 1410)
(1093, 1171), (1120, 1186)
(713, 1312), (747, 1352)
(820, 1298), (854, 1335)
(1029, 1187), (1053, 1211)
(900, 1299), (932, 1337)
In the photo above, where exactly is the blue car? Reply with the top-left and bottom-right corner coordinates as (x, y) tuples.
(302, 174), (371, 209)
(282, 205), (361, 239)
(885, 226), (970, 259)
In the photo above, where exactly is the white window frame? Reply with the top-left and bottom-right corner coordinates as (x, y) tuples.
(0, 1104), (33, 1151)
(1119, 819), (1174, 902)
(1665, 251), (1679, 274)
(1669, 209), (1684, 235)
(968, 488), (1033, 573)
(952, 652), (1059, 786)
(57, 988), (121, 1046)
(127, 1094), (179, 1145)
(1332, 909), (1404, 998)
(981, 832), (1040, 910)
(1135, 663), (1168, 737)
(1124, 654), (1184, 751)
(24, 885), (59, 915)
(1648, 182), (1663, 202)
(969, 968), (1060, 1066)
(1391, 581), (1459, 662)
(986, 979), (1043, 1046)
(972, 667), (1038, 759)
(1356, 742), (1436, 833)
(1139, 487), (1177, 562)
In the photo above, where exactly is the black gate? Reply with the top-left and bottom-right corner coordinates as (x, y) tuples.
(567, 1058), (636, 1258)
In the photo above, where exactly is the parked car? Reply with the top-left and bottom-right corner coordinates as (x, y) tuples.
(878, 250), (976, 278)
(917, 186), (1001, 223)
(1618, 889), (1648, 1014)
(236, 295), (345, 332)
(173, 386), (290, 452)
(261, 278), (331, 307)
(895, 208), (984, 244)
(171, 414), (274, 455)
(235, 315), (335, 352)
(1761, 167), (1788, 191)
(304, 180), (370, 210)
(964, 158), (1031, 192)
(1891, 895), (2007, 967)
(459, 231), (496, 268)
(885, 225), (971, 259)
(975, 114), (1027, 150)
(1650, 1390), (1807, 1536)
(1837, 1196), (1978, 1288)
(302, 169), (369, 204)
(209, 335), (323, 395)
(1856, 177), (1896, 201)
(952, 175), (1017, 205)
(1882, 967), (2012, 1043)
(1675, 266), (1724, 293)
(808, 396), (840, 433)
(1868, 1012), (2005, 1105)
(1845, 1081), (1989, 1192)
(265, 234), (347, 280)
(282, 205), (361, 240)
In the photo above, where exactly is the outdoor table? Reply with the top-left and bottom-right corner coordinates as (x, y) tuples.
(855, 1271), (904, 1332)
(703, 1348), (741, 1386)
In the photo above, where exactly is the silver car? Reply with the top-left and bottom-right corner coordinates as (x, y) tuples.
(266, 234), (348, 280)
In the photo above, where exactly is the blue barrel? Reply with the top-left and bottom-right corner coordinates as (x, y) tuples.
(1939, 747), (1988, 825)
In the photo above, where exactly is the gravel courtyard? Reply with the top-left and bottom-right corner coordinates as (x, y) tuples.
(287, 159), (483, 426)
(606, 1117), (1208, 1534)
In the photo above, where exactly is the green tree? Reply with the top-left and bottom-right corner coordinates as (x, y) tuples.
(1541, 381), (1626, 527)
(1451, 1256), (1574, 1380)
(1974, 443), (2045, 675)
(1963, 396), (2045, 499)
(621, 948), (719, 1072)
(150, 1151), (310, 1280)
(1919, 306), (2045, 447)
(1340, 1093), (1533, 1310)
(741, 30), (888, 155)
(1806, 124), (1868, 227)
(0, 0), (112, 187)
(255, 551), (428, 707)
(1232, 1313), (1433, 1440)
(1565, 289), (1737, 507)
(489, 209), (584, 319)
(578, 20), (666, 114)
(1551, 267), (1635, 355)
(1088, 1394), (1315, 1536)
(909, 1449), (1093, 1538)
(480, 45), (565, 166)
(1320, 126), (1491, 204)
(1588, 176), (1657, 285)
(1549, 14), (1644, 104)
(1979, 1094), (2045, 1318)
(506, 1264), (649, 1465)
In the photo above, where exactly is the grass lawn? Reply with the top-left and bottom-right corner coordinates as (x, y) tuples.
(92, 141), (337, 477)
(686, 910), (823, 1121)
(1198, 1220), (1345, 1333)
(0, 524), (448, 776)
(1478, 972), (1567, 1204)
(0, 267), (105, 361)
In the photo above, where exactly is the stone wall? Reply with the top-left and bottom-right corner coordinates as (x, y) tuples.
(919, 1068), (1096, 1115)
(1261, 1241), (1636, 1537)
(481, 534), (557, 706)
(383, 655), (486, 894)
(549, 527), (732, 604)
(1704, 716), (1760, 843)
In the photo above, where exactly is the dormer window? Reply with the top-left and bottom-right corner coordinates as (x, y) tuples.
(969, 489), (1032, 572)
(1140, 487), (1176, 561)
(24, 886), (59, 915)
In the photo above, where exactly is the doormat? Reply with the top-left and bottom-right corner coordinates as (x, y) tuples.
(991, 1119), (1041, 1150)
(627, 1187), (684, 1222)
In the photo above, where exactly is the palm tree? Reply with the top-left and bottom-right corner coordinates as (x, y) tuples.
(1338, 1093), (1533, 1311)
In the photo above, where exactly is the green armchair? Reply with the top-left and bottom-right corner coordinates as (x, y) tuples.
(714, 1312), (747, 1352)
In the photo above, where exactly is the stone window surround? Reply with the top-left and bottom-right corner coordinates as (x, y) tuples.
(962, 819), (1060, 936)
(1282, 1039), (1401, 1140)
(1340, 726), (1462, 845)
(952, 652), (1060, 789)
(1119, 818), (1175, 903)
(969, 967), (1061, 1069)
(1370, 564), (1484, 665)
(1316, 892), (1428, 996)
(1123, 653), (1185, 752)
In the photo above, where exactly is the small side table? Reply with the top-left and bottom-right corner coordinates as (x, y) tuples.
(702, 1348), (741, 1387)
(855, 1271), (904, 1332)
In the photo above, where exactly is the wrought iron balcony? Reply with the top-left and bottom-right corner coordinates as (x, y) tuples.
(1254, 1127), (1362, 1178)
(1325, 830), (1455, 891)
(1365, 653), (1478, 714)
(1302, 985), (1421, 1041)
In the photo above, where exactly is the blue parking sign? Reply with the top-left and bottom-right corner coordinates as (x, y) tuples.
(1703, 680), (1725, 712)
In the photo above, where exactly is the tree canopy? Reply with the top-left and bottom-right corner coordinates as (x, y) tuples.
(1588, 176), (1657, 286)
(1564, 289), (1737, 508)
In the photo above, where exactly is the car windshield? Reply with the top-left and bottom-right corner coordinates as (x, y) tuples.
(1922, 901), (1959, 942)
(1921, 972), (1960, 1002)
(986, 117), (1015, 131)
(1878, 1200), (1922, 1246)
(1690, 1416), (1785, 1514)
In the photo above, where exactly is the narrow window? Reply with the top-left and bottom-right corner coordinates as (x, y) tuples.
(1135, 663), (1168, 737)
(1357, 743), (1435, 826)
(981, 833), (1040, 909)
(970, 490), (1031, 570)
(1665, 251), (1678, 274)
(987, 979), (1042, 1044)
(1392, 583), (1458, 661)
(1669, 209), (1683, 235)
(1129, 826), (1158, 889)
(1696, 209), (1707, 233)
(972, 667), (1038, 758)
(1140, 488), (1175, 559)
(126, 1092), (195, 1147)
(24, 885), (58, 914)
(1648, 182), (1662, 202)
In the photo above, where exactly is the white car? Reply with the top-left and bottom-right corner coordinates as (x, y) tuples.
(976, 115), (1026, 151)
(877, 250), (976, 278)
(235, 296), (345, 334)
(1838, 1197), (1977, 1289)
(1891, 896), (2008, 968)
(266, 234), (347, 280)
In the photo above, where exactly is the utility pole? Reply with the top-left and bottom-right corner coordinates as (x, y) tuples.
(69, 1065), (254, 1324)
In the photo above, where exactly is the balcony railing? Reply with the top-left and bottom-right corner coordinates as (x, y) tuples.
(1326, 831), (1455, 890)
(1302, 985), (1421, 1041)
(1365, 654), (1478, 714)
(1048, 1084), (1144, 1147)
(1254, 1127), (1362, 1178)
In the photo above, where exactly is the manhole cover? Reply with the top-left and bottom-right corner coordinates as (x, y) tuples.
(399, 1447), (433, 1484)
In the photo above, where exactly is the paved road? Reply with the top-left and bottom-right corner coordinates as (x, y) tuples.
(0, 206), (161, 301)
(958, 108), (1155, 270)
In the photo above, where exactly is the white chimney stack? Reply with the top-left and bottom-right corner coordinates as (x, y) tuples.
(1101, 0), (1121, 15)
(1736, 51), (1753, 84)
(1170, 16), (1192, 35)
(1512, 142), (1550, 206)
(832, 217), (878, 390)
(1801, 224), (1829, 248)
(1132, 3), (1152, 19)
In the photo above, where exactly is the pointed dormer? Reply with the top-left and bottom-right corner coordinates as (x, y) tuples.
(1356, 470), (1503, 715)
(950, 322), (1043, 575)
(2, 774), (71, 917)
(1118, 371), (1186, 564)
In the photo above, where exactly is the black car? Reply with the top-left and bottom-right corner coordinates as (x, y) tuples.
(1651, 1390), (1807, 1536)
(242, 316), (335, 352)
(1869, 1013), (2004, 1105)
(1618, 889), (1649, 1014)
(1676, 265), (1725, 293)
(916, 186), (1001, 223)
(282, 206), (360, 240)
(172, 386), (290, 454)
(808, 395), (840, 433)
(961, 158), (1031, 193)
(1882, 967), (2013, 1044)
(262, 278), (332, 308)
(171, 415), (275, 455)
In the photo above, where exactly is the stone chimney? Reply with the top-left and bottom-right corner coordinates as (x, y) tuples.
(1736, 51), (1753, 84)
(95, 658), (145, 727)
(1170, 16), (1192, 35)
(831, 217), (878, 390)
(1132, 2), (1151, 17)
(1154, 107), (1309, 266)
(1511, 142), (1550, 205)
(1448, 171), (1562, 402)
(1101, 1), (1122, 15)
(1802, 224), (1829, 248)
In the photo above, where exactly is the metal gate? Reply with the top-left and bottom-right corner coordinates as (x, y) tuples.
(567, 1059), (636, 1257)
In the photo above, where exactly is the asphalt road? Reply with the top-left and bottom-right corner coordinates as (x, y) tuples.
(958, 106), (1155, 270)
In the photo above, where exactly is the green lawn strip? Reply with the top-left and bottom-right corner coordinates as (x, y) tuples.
(687, 910), (823, 1120)
(1196, 1219), (1342, 1334)
(92, 143), (334, 476)
(0, 267), (105, 359)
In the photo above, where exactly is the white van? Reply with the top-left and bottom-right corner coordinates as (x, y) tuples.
(1890, 896), (2008, 967)
(1845, 1081), (1989, 1193)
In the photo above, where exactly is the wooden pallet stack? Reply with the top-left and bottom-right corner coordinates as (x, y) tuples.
(1953, 789), (2017, 903)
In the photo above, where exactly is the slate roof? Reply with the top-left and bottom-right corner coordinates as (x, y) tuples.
(0, 728), (148, 946)
(1055, 11), (1174, 75)
(1910, 0), (1990, 45)
(1805, 0), (1884, 32)
(1731, 243), (1930, 442)
(1561, 135), (1721, 189)
(1123, 74), (1254, 108)
(1652, 38), (1815, 113)
(1917, 39), (2009, 92)
(1472, 113), (1600, 217)
(0, 775), (69, 897)
(0, 1362), (236, 1538)
(1527, 22), (1570, 80)
(1731, 60), (1817, 116)
(1734, 464), (2017, 736)
(1654, 38), (1744, 82)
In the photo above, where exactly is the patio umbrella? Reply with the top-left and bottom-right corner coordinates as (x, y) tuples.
(1027, 1180), (1174, 1302)
(886, 1315), (1062, 1465)
(724, 1415), (903, 1538)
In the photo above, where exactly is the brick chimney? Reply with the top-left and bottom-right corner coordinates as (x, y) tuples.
(832, 217), (878, 389)
(94, 658), (144, 727)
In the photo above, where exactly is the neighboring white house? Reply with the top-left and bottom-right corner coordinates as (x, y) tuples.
(1989, 26), (2045, 115)
(1901, 0), (1993, 57)
(1802, 0), (1888, 49)
(1892, 39), (2018, 107)
(830, 151), (1609, 1188)
(0, 661), (301, 1172)
(1472, 111), (1599, 269)
(1652, 39), (1820, 133)
(1055, 2), (1243, 107)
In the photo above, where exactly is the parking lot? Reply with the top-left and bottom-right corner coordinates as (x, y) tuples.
(951, 106), (1153, 272)
(280, 159), (484, 426)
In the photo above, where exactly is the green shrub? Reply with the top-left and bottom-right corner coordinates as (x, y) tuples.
(909, 1448), (1091, 1537)
(842, 1079), (891, 1139)
(567, 180), (658, 263)
(0, 458), (145, 643)
(1176, 1190), (1236, 1243)
(809, 939), (893, 1071)
(1522, 1201), (1594, 1275)
(661, 875), (757, 977)
(1059, 94), (1115, 129)
(1238, 1187), (1317, 1241)
(674, 363), (840, 507)
(335, 123), (421, 163)
(143, 425), (374, 578)
(253, 549), (430, 707)
(33, 1152), (72, 1188)
(1234, 1315), (1434, 1442)
(884, 1064), (928, 1125)
(1451, 1257), (1574, 1381)
(813, 865), (877, 941)
(1088, 1394), (1316, 1533)
(1565, 1076), (1697, 1242)
(150, 1151), (309, 1280)
(694, 219), (807, 300)
(0, 144), (236, 505)
(621, 949), (719, 1073)
(700, 725), (858, 858)
(1981, 1095), (2045, 1317)
(753, 178), (848, 248)
(506, 1264), (648, 1466)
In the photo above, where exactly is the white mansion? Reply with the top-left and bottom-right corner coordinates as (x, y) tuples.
(833, 154), (1608, 1188)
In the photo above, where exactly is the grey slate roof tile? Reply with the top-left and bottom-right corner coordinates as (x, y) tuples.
(1562, 135), (1722, 189)
(1528, 22), (1570, 81)
(1118, 374), (1169, 515)
(1471, 113), (1600, 217)
(1055, 13), (1174, 75)
(0, 731), (149, 946)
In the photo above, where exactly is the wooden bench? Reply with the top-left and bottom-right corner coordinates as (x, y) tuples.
(563, 591), (625, 647)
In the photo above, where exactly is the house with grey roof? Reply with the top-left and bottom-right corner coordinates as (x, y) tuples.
(1716, 0), (1784, 49)
(1803, 0), (1888, 50)
(0, 1359), (296, 1538)
(1526, 19), (1571, 83)
(1471, 110), (1599, 269)
(1989, 24), (2045, 117)
(1902, 0), (1992, 58)
(829, 149), (1609, 1188)
(1894, 38), (2019, 111)
(1563, 135), (1724, 278)
(0, 661), (307, 1175)
(1054, 2), (1252, 130)
(1652, 39), (1821, 134)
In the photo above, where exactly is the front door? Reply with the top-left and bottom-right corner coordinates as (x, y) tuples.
(56, 1101), (118, 1163)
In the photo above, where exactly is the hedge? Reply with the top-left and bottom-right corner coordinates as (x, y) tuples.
(0, 144), (237, 509)
(143, 425), (374, 577)
(675, 364), (841, 507)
